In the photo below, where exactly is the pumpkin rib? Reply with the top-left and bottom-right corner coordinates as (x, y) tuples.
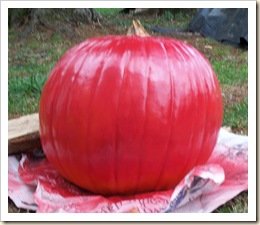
(182, 44), (203, 174)
(69, 39), (101, 191)
(203, 59), (222, 163)
(164, 40), (179, 187)
(191, 49), (215, 167)
(114, 39), (131, 193)
(175, 41), (200, 181)
(166, 40), (185, 186)
(195, 53), (212, 166)
(152, 40), (174, 190)
(183, 46), (205, 169)
(167, 41), (193, 182)
(210, 62), (223, 130)
(191, 54), (206, 168)
(135, 37), (151, 192)
(101, 38), (127, 194)
(182, 42), (206, 178)
(183, 66), (195, 178)
(46, 48), (83, 181)
(180, 44), (197, 179)
(64, 43), (96, 188)
(197, 52), (209, 165)
(65, 40), (103, 190)
(55, 45), (87, 182)
(63, 52), (81, 183)
(63, 43), (100, 180)
(200, 64), (211, 164)
(89, 41), (118, 194)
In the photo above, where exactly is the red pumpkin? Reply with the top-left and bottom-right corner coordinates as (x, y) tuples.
(39, 22), (222, 195)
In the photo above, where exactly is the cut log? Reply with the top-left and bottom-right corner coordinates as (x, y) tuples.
(8, 113), (41, 155)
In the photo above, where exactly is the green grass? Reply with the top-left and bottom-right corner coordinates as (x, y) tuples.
(198, 37), (248, 134)
(200, 38), (248, 86)
(141, 10), (191, 29)
(212, 60), (248, 86)
(8, 28), (72, 118)
(214, 191), (248, 213)
(95, 8), (191, 30)
(95, 8), (123, 17)
(8, 8), (248, 213)
(223, 98), (248, 132)
(8, 73), (48, 116)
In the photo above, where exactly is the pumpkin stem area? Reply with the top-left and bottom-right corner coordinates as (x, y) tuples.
(127, 20), (150, 37)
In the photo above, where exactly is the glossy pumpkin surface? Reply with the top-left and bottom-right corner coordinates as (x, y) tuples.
(39, 35), (222, 195)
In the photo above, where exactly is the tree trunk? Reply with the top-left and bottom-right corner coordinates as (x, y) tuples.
(8, 8), (102, 38)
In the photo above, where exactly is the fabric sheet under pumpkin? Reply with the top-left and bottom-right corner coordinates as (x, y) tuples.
(8, 128), (248, 213)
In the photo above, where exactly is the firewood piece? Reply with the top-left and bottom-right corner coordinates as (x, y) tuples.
(8, 113), (42, 155)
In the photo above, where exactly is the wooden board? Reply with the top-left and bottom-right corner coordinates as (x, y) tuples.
(8, 113), (42, 155)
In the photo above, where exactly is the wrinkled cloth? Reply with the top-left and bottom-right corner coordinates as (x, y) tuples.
(8, 128), (248, 213)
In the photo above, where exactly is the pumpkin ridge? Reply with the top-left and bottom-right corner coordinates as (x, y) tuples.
(199, 62), (210, 165)
(183, 47), (198, 174)
(198, 51), (210, 165)
(152, 40), (174, 190)
(135, 37), (151, 192)
(174, 42), (194, 181)
(46, 47), (84, 181)
(65, 43), (96, 188)
(165, 41), (178, 187)
(188, 47), (215, 167)
(176, 43), (206, 177)
(166, 40), (183, 186)
(68, 40), (106, 190)
(114, 38), (132, 193)
(200, 57), (220, 164)
(196, 51), (214, 166)
(165, 41), (190, 182)
(73, 39), (110, 192)
(87, 40), (118, 193)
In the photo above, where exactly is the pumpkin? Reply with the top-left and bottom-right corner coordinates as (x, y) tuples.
(39, 21), (222, 195)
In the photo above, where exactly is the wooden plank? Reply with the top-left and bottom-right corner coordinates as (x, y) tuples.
(8, 113), (39, 139)
(8, 113), (42, 155)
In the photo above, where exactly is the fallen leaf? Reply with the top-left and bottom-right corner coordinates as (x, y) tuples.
(205, 45), (213, 49)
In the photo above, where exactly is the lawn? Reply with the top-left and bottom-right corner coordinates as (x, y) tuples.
(8, 8), (248, 213)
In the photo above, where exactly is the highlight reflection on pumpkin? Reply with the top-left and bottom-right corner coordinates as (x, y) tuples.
(39, 22), (222, 195)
